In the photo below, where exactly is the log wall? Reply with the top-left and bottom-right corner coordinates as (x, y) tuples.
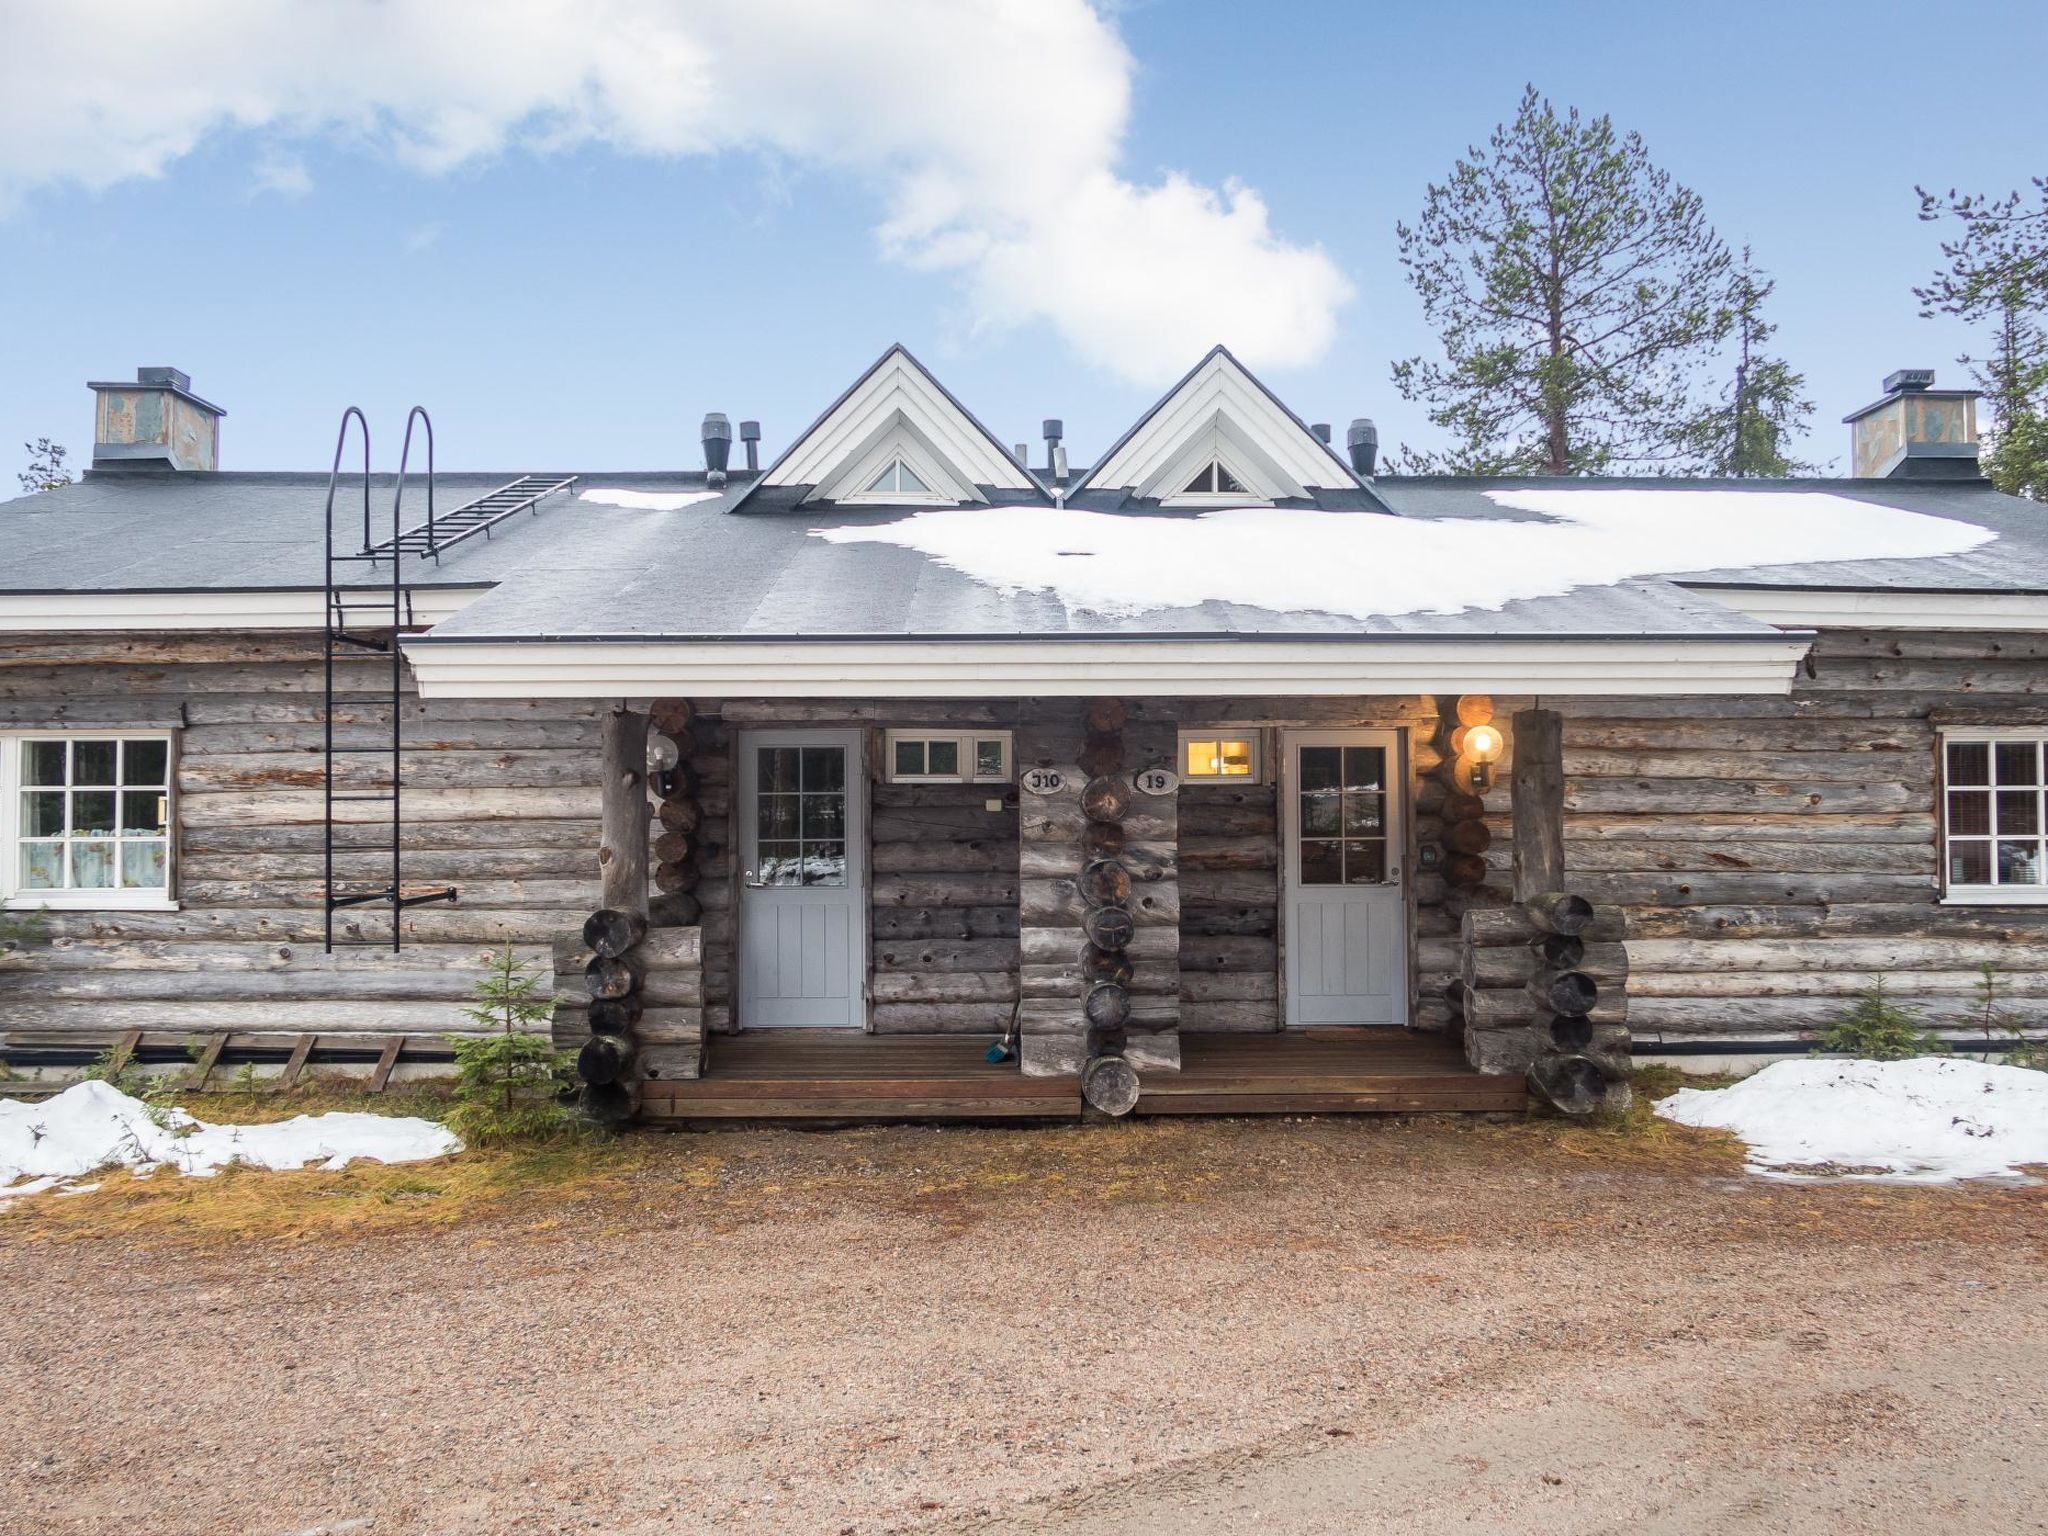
(1559, 628), (2048, 1045)
(0, 633), (601, 1038)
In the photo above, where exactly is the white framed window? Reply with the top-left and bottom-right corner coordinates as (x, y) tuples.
(859, 459), (933, 498)
(2, 733), (176, 910)
(885, 730), (1012, 784)
(1178, 461), (1248, 496)
(1942, 730), (2048, 903)
(1179, 729), (1264, 782)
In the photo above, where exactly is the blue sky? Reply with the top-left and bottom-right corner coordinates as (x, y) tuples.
(3, 0), (2043, 486)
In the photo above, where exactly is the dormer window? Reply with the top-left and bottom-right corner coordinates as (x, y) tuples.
(862, 459), (933, 497)
(1180, 461), (1247, 496)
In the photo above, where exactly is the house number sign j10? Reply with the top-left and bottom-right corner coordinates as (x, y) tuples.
(1020, 766), (1068, 796)
(1130, 766), (1179, 795)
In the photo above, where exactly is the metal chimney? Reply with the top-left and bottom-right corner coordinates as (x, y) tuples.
(739, 419), (761, 472)
(1346, 418), (1379, 477)
(701, 412), (732, 486)
(1310, 422), (1333, 445)
(1042, 418), (1063, 478)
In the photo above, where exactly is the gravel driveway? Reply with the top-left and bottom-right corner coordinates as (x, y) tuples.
(3, 1114), (2043, 1535)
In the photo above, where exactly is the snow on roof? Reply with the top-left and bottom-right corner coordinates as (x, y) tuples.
(810, 489), (1994, 622)
(579, 487), (724, 511)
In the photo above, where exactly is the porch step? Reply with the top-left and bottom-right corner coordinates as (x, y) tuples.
(1134, 1032), (1526, 1115)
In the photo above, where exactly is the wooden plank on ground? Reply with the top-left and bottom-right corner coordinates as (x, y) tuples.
(191, 1032), (229, 1087)
(278, 1034), (316, 1090)
(104, 1029), (143, 1078)
(368, 1036), (404, 1093)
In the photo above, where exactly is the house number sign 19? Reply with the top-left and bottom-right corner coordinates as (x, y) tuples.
(1020, 766), (1068, 796)
(1130, 766), (1179, 795)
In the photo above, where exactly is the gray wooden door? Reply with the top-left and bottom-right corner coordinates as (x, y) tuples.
(738, 729), (866, 1028)
(1281, 729), (1406, 1026)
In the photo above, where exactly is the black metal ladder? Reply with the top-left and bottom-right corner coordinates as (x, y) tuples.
(321, 406), (460, 952)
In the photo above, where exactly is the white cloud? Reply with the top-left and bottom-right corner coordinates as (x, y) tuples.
(250, 150), (311, 198)
(0, 0), (1349, 384)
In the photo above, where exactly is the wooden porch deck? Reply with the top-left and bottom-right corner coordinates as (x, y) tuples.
(637, 1030), (1524, 1123)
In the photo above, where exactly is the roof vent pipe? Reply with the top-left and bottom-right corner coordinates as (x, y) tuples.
(701, 412), (732, 486)
(739, 419), (760, 472)
(1013, 442), (1029, 466)
(1310, 422), (1332, 445)
(1346, 418), (1378, 477)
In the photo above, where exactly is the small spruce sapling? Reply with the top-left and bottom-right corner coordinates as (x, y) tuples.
(1967, 963), (2048, 1071)
(1822, 977), (1942, 1061)
(446, 945), (575, 1144)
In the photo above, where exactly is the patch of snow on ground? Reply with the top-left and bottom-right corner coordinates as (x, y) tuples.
(0, 1080), (462, 1198)
(811, 491), (1991, 620)
(579, 488), (722, 511)
(1655, 1057), (2048, 1182)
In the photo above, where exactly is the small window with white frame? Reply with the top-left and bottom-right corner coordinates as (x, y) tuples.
(885, 729), (1012, 784)
(3, 733), (175, 909)
(1178, 729), (1264, 783)
(1942, 730), (2048, 901)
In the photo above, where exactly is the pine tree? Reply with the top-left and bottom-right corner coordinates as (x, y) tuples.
(1392, 85), (1732, 475)
(1915, 179), (2048, 501)
(16, 438), (71, 495)
(1683, 248), (1816, 477)
(446, 945), (575, 1144)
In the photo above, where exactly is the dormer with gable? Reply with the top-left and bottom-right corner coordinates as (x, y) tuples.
(1073, 344), (1377, 510)
(734, 344), (1049, 512)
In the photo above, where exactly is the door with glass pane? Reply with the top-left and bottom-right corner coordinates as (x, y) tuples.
(1280, 730), (1406, 1026)
(738, 730), (866, 1028)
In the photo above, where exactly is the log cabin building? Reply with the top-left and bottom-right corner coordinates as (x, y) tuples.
(3, 349), (2045, 1119)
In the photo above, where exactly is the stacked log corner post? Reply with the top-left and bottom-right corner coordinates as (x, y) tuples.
(1077, 697), (1140, 1116)
(640, 698), (707, 1080)
(578, 704), (653, 1126)
(1427, 695), (1502, 1046)
(1457, 705), (1632, 1114)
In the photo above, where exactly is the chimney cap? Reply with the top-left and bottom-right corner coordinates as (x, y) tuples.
(1310, 422), (1332, 444)
(86, 366), (225, 417)
(701, 411), (733, 440)
(1883, 368), (1938, 394)
(738, 419), (761, 442)
(1042, 418), (1063, 441)
(1346, 418), (1379, 477)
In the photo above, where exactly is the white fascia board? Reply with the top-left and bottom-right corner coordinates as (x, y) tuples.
(402, 636), (1812, 700)
(766, 349), (1032, 492)
(1686, 585), (2048, 631)
(0, 586), (490, 632)
(1089, 353), (1349, 493)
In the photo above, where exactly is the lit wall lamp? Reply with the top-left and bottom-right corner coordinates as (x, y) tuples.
(646, 731), (682, 799)
(1462, 723), (1504, 790)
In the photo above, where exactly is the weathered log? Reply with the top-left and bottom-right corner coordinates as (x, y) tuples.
(1081, 945), (1134, 985)
(1083, 906), (1136, 952)
(1079, 859), (1132, 907)
(584, 954), (642, 1001)
(1081, 1053), (1141, 1116)
(581, 1081), (634, 1125)
(1078, 737), (1124, 777)
(1445, 819), (1492, 856)
(1081, 776), (1130, 824)
(647, 891), (702, 928)
(1463, 906), (1625, 946)
(648, 698), (695, 734)
(1084, 981), (1131, 1030)
(651, 830), (694, 864)
(588, 996), (642, 1033)
(1529, 968), (1598, 1016)
(1081, 821), (1126, 860)
(1085, 697), (1129, 735)
(1455, 694), (1495, 728)
(1528, 1055), (1605, 1117)
(1460, 942), (1625, 990)
(1533, 933), (1585, 969)
(599, 707), (650, 916)
(656, 795), (701, 834)
(1510, 707), (1565, 902)
(1445, 853), (1489, 889)
(582, 907), (647, 960)
(1548, 1013), (1594, 1051)
(1525, 891), (1595, 935)
(654, 860), (700, 895)
(1440, 788), (1486, 822)
(577, 1032), (636, 1086)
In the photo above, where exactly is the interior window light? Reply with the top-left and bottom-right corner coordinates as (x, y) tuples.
(1180, 731), (1259, 780)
